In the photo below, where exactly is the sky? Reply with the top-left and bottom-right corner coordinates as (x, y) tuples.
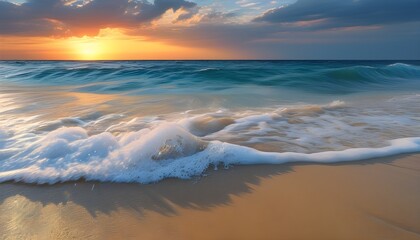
(0, 0), (419, 60)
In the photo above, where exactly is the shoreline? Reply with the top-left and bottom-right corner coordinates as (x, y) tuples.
(1, 153), (419, 239)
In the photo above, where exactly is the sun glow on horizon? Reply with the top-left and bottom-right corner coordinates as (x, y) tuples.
(72, 39), (103, 60)
(0, 28), (243, 60)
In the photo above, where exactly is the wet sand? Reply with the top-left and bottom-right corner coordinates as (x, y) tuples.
(0, 154), (419, 240)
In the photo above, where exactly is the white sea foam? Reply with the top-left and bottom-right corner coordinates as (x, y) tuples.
(0, 94), (420, 184)
(0, 121), (419, 184)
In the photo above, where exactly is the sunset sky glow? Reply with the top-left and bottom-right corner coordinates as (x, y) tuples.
(0, 0), (419, 60)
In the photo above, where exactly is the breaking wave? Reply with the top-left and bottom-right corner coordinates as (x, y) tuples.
(0, 98), (419, 184)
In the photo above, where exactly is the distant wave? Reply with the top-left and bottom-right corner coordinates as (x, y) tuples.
(1, 61), (419, 94)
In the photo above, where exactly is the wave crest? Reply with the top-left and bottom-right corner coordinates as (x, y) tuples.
(0, 119), (419, 184)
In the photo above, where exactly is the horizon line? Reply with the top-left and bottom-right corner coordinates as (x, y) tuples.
(1, 59), (419, 61)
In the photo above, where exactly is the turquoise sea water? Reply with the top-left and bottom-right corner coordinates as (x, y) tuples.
(2, 60), (420, 93)
(0, 61), (419, 183)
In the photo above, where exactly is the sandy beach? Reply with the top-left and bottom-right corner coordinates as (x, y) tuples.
(0, 154), (419, 240)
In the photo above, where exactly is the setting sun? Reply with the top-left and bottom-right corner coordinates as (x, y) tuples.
(75, 40), (102, 60)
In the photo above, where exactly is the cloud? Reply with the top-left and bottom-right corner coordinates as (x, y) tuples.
(174, 6), (199, 22)
(0, 0), (197, 36)
(199, 11), (237, 23)
(254, 0), (420, 29)
(134, 18), (420, 59)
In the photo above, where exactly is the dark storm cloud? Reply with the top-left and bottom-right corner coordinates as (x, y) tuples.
(255, 0), (420, 29)
(0, 0), (197, 36)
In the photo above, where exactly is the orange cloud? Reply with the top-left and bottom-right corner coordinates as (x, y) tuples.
(0, 0), (197, 37)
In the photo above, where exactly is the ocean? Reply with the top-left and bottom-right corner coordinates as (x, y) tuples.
(0, 60), (419, 183)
